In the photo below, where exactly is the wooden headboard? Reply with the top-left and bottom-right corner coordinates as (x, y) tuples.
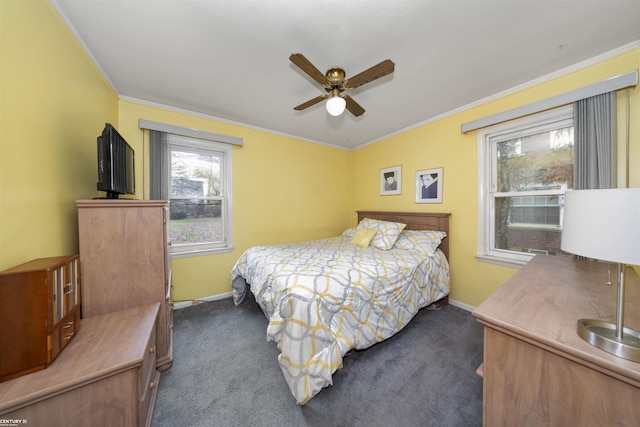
(357, 211), (451, 259)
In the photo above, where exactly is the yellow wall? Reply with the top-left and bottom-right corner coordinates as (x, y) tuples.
(117, 101), (352, 302)
(352, 48), (640, 307)
(0, 0), (118, 270)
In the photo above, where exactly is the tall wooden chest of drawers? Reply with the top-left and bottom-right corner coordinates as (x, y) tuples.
(76, 199), (173, 371)
(0, 255), (81, 382)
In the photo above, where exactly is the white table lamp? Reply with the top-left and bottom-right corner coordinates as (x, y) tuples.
(561, 188), (640, 362)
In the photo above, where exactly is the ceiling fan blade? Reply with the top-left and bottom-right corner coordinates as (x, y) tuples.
(294, 94), (328, 111)
(290, 53), (330, 87)
(344, 95), (365, 117)
(345, 59), (395, 90)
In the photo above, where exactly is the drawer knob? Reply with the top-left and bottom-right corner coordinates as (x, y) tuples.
(149, 346), (155, 354)
(149, 382), (156, 389)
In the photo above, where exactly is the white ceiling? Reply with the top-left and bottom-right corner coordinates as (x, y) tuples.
(52, 0), (640, 150)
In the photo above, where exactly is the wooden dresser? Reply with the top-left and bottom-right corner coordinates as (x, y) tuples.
(76, 199), (173, 371)
(0, 303), (159, 427)
(473, 255), (640, 426)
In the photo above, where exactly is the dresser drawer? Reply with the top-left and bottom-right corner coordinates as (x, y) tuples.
(140, 369), (159, 427)
(59, 308), (81, 353)
(139, 323), (158, 426)
(139, 324), (157, 399)
(49, 308), (81, 363)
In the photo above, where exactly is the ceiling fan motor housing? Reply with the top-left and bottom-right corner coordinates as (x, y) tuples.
(326, 68), (346, 89)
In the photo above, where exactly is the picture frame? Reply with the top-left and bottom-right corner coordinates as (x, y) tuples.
(380, 166), (402, 195)
(415, 167), (443, 203)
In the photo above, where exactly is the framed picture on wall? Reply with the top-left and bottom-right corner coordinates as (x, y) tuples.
(380, 166), (402, 195)
(415, 167), (443, 203)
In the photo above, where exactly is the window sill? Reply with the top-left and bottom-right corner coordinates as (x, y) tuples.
(475, 254), (532, 269)
(170, 246), (235, 259)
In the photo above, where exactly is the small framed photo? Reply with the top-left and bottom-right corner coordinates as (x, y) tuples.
(415, 168), (443, 203)
(380, 166), (402, 195)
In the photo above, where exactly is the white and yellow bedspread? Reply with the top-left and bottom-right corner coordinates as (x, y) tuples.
(231, 234), (449, 404)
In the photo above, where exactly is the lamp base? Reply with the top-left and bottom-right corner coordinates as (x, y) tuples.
(577, 319), (640, 363)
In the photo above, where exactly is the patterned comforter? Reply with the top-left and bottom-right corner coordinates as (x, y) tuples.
(231, 233), (450, 404)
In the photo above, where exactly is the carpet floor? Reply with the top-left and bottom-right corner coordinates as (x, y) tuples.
(152, 296), (484, 427)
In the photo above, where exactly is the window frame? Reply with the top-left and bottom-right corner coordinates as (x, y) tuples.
(166, 134), (233, 259)
(476, 105), (573, 268)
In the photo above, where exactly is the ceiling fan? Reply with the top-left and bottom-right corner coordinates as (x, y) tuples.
(289, 53), (395, 117)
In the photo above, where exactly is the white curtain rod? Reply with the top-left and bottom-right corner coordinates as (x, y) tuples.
(138, 119), (243, 146)
(461, 70), (638, 133)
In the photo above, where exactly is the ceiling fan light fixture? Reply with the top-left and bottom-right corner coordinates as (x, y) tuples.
(326, 92), (346, 116)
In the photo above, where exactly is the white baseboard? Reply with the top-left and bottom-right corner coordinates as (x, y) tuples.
(449, 298), (476, 313)
(172, 291), (233, 310)
(173, 293), (477, 313)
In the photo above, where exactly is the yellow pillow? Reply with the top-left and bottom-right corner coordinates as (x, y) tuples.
(356, 218), (406, 250)
(350, 227), (377, 248)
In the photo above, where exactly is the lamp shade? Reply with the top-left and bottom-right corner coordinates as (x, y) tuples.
(326, 95), (346, 116)
(561, 188), (640, 266)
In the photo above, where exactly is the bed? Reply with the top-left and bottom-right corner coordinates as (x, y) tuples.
(231, 211), (451, 404)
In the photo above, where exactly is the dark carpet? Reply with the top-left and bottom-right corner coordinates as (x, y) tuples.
(152, 295), (484, 427)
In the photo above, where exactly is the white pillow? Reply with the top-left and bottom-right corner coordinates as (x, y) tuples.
(356, 218), (406, 250)
(393, 230), (446, 255)
(342, 227), (357, 239)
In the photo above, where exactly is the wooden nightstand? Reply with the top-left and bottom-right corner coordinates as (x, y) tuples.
(0, 303), (160, 427)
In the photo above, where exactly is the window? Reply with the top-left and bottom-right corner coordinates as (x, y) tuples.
(477, 106), (574, 267)
(166, 134), (233, 258)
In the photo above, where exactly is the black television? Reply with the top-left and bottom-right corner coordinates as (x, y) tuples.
(96, 123), (135, 199)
